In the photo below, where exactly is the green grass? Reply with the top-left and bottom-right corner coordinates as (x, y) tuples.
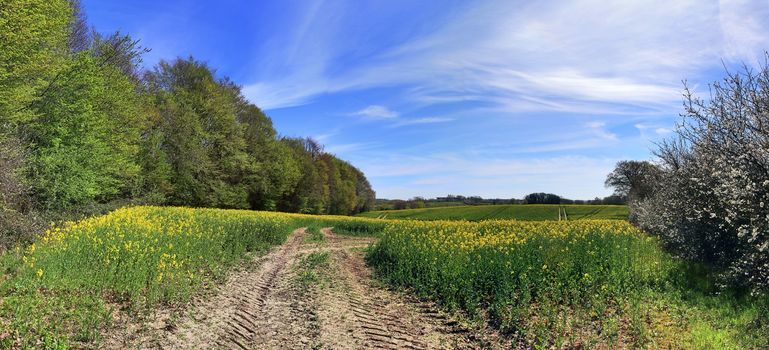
(310, 217), (387, 236)
(0, 206), (300, 348)
(424, 201), (467, 208)
(294, 252), (331, 289)
(2, 206), (766, 349)
(358, 204), (629, 221)
(303, 224), (326, 243)
(365, 219), (768, 348)
(630, 268), (769, 350)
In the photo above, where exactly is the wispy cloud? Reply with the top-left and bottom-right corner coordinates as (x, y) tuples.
(312, 132), (335, 143)
(391, 117), (453, 128)
(349, 105), (454, 128)
(227, 0), (769, 199)
(718, 0), (769, 65)
(585, 121), (618, 141)
(635, 123), (674, 140)
(242, 0), (769, 114)
(351, 105), (399, 119)
(324, 142), (375, 155)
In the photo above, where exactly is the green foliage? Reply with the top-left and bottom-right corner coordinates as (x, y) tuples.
(0, 0), (71, 123)
(28, 53), (143, 209)
(318, 217), (387, 236)
(303, 225), (326, 243)
(2, 4), (149, 212)
(139, 58), (372, 214)
(321, 154), (374, 215)
(277, 138), (329, 214)
(275, 138), (374, 216)
(143, 58), (247, 208)
(0, 288), (110, 349)
(358, 204), (629, 221)
(0, 2), (375, 239)
(246, 138), (302, 210)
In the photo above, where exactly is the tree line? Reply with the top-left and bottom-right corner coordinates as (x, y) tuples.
(0, 0), (375, 247)
(374, 193), (626, 210)
(522, 193), (626, 205)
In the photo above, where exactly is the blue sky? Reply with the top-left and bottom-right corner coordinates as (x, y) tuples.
(82, 0), (769, 200)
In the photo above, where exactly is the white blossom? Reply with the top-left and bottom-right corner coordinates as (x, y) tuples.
(633, 61), (769, 292)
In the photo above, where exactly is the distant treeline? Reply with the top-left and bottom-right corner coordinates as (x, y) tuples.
(522, 192), (626, 205)
(0, 1), (374, 246)
(374, 193), (626, 210)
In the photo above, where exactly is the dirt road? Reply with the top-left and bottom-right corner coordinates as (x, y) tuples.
(107, 228), (509, 349)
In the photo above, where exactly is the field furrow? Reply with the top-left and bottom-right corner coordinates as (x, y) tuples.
(316, 228), (510, 350)
(148, 228), (313, 349)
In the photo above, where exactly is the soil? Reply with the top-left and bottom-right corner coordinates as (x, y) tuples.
(103, 227), (512, 349)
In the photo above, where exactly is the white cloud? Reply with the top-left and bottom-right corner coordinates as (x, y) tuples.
(391, 117), (453, 128)
(635, 123), (675, 139)
(242, 0), (769, 114)
(717, 0), (769, 65)
(585, 121), (618, 141)
(324, 142), (375, 155)
(348, 105), (453, 127)
(242, 83), (327, 110)
(351, 105), (399, 119)
(312, 132), (335, 143)
(230, 0), (769, 199)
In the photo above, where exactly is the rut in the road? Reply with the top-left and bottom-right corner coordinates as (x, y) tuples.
(336, 250), (431, 349)
(159, 227), (316, 350)
(316, 228), (506, 350)
(215, 228), (313, 350)
(107, 227), (510, 349)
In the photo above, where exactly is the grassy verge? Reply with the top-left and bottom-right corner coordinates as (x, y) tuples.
(357, 204), (629, 221)
(0, 206), (299, 348)
(365, 219), (769, 348)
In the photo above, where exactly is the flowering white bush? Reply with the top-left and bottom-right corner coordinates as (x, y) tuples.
(636, 62), (769, 293)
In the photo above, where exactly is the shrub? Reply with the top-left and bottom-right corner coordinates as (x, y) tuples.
(634, 60), (769, 292)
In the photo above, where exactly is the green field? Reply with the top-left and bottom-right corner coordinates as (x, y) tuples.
(424, 201), (467, 208)
(358, 204), (629, 221)
(2, 206), (766, 349)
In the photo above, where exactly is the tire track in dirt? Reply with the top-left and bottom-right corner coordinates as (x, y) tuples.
(158, 227), (314, 350)
(316, 228), (510, 350)
(106, 227), (511, 349)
